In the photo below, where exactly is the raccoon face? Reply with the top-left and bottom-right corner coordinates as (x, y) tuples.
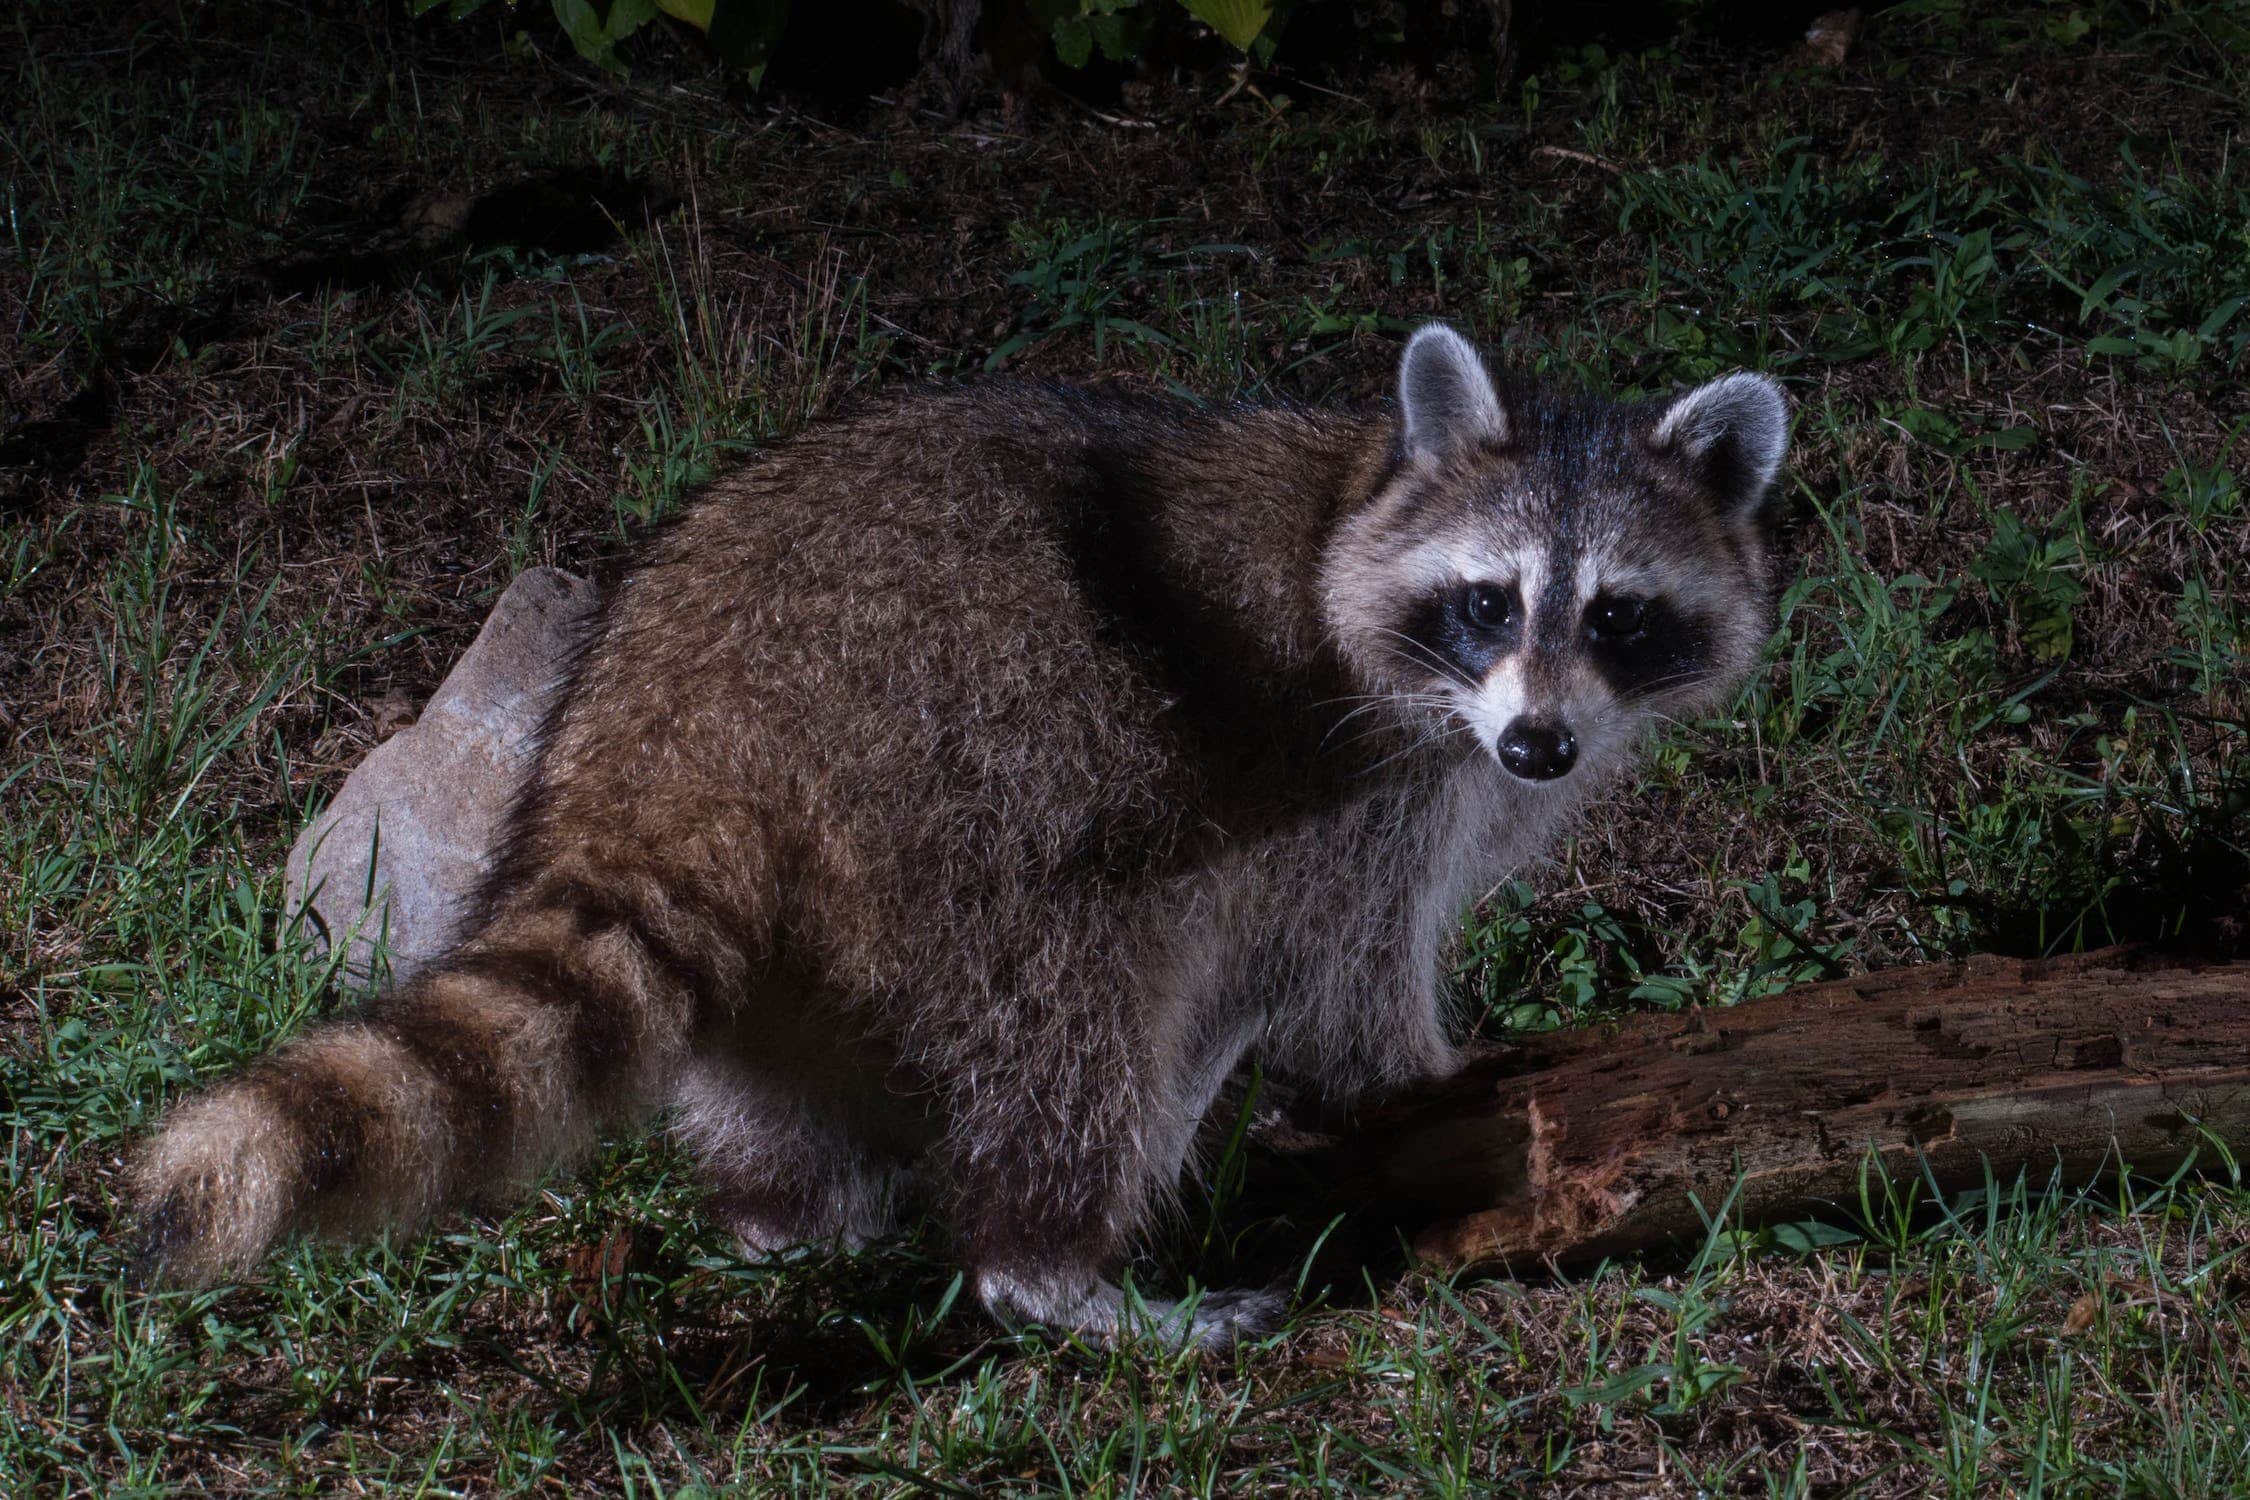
(1323, 325), (1789, 786)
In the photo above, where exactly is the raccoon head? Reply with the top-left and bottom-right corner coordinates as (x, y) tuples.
(1322, 324), (1788, 787)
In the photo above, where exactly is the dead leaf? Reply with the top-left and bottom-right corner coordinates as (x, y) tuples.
(580, 1228), (633, 1281)
(562, 1228), (635, 1331)
(403, 191), (473, 245)
(1792, 9), (1863, 68)
(369, 690), (417, 740)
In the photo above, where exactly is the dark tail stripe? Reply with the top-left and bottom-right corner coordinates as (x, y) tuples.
(548, 877), (725, 1000)
(440, 941), (641, 1116)
(248, 1058), (372, 1201)
(383, 1001), (516, 1157)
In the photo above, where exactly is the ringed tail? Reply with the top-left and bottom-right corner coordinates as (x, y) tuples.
(131, 882), (717, 1286)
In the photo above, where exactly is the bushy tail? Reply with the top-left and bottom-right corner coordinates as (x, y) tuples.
(132, 889), (711, 1287)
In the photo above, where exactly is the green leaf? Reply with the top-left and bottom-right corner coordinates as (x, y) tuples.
(1178, 0), (1271, 51)
(1052, 14), (1094, 68)
(609, 0), (657, 34)
(2022, 609), (2074, 661)
(550, 0), (620, 69)
(2197, 295), (2246, 341)
(707, 0), (788, 72)
(1088, 13), (1137, 61)
(1977, 425), (2037, 451)
(654, 0), (714, 28)
(549, 0), (656, 69)
(1894, 406), (1963, 451)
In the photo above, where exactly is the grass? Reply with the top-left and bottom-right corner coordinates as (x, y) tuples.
(3, 0), (2248, 1491)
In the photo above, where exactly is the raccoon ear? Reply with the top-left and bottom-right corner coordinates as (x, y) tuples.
(1398, 324), (1507, 466)
(1650, 371), (1790, 516)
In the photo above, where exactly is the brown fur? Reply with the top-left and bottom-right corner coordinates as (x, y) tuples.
(133, 332), (1786, 1347)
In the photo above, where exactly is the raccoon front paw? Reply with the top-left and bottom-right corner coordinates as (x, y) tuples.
(1167, 1284), (1289, 1348)
(976, 1268), (1288, 1351)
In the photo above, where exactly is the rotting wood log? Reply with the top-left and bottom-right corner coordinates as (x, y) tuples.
(1329, 949), (2250, 1271)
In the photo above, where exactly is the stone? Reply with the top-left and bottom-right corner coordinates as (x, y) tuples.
(284, 566), (599, 990)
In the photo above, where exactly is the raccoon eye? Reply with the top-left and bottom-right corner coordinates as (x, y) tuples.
(1463, 582), (1517, 632)
(1587, 594), (1648, 640)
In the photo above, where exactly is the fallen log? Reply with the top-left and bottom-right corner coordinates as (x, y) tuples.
(1340, 949), (2250, 1270)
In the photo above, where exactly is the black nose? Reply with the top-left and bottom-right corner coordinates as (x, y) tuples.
(1498, 719), (1578, 781)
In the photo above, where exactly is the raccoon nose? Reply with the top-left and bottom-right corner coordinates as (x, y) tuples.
(1497, 719), (1578, 782)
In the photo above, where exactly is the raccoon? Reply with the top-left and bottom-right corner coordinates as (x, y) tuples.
(132, 326), (1787, 1347)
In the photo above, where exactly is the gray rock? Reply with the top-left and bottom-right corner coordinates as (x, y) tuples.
(284, 566), (598, 990)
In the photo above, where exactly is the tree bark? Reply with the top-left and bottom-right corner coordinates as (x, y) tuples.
(902, 0), (986, 115)
(1336, 950), (2250, 1270)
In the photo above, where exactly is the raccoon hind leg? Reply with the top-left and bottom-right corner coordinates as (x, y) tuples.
(935, 916), (1290, 1352)
(675, 1005), (930, 1256)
